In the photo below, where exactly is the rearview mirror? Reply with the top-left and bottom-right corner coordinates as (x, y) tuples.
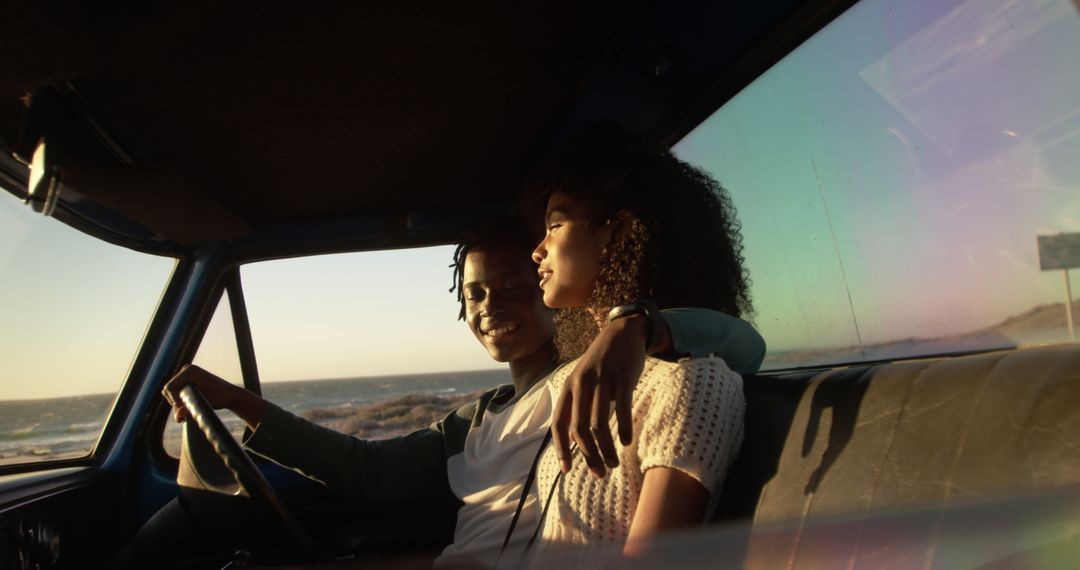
(27, 137), (61, 216)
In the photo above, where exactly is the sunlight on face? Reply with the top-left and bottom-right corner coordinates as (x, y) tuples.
(532, 192), (613, 309)
(463, 244), (554, 363)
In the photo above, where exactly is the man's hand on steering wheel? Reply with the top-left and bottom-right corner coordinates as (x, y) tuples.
(163, 364), (265, 428)
(163, 365), (319, 558)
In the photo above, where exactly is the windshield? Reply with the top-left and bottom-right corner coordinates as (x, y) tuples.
(0, 191), (175, 465)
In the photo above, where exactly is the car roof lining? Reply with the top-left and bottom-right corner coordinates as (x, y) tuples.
(1, 0), (856, 254)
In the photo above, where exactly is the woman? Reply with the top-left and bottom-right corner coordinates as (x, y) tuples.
(527, 127), (752, 566)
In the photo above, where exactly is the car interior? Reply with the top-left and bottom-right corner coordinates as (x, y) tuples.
(2, 0), (1079, 568)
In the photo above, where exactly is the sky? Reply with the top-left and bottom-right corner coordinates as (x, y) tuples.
(0, 200), (495, 399)
(193, 247), (504, 385)
(2, 0), (1080, 400)
(674, 0), (1080, 352)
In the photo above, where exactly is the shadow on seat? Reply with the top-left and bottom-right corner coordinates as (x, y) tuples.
(710, 343), (1080, 568)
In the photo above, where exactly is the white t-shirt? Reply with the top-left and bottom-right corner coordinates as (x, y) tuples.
(436, 375), (553, 568)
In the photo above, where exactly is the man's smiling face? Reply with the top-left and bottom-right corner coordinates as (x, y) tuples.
(463, 243), (555, 363)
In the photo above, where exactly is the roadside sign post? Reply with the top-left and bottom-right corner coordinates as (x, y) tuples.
(1037, 233), (1080, 340)
(1065, 270), (1075, 340)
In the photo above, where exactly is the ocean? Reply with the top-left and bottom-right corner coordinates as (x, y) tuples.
(0, 369), (511, 465)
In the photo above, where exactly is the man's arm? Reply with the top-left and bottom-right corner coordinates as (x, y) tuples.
(243, 401), (460, 504)
(550, 307), (763, 478)
(164, 364), (473, 505)
(657, 308), (765, 374)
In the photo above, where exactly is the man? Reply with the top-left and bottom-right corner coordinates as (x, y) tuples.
(164, 218), (764, 567)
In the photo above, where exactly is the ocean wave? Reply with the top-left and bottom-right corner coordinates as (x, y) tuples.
(0, 420), (101, 443)
(0, 424), (41, 441)
(0, 417), (100, 455)
(65, 421), (101, 432)
(0, 434), (97, 459)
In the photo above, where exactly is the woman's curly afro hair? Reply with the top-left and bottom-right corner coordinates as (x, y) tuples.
(529, 125), (753, 360)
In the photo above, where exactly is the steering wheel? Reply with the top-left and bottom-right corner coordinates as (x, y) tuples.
(178, 385), (319, 557)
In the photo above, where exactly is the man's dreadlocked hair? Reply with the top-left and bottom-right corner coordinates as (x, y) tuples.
(449, 217), (538, 320)
(528, 125), (753, 361)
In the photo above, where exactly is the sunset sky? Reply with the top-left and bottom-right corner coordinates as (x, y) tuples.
(2, 0), (1079, 400)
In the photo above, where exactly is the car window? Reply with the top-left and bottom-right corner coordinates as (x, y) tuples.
(675, 0), (1080, 369)
(0, 192), (175, 466)
(244, 249), (512, 437)
(163, 294), (247, 458)
(165, 247), (511, 455)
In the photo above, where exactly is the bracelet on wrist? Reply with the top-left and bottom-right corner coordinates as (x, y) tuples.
(606, 300), (664, 353)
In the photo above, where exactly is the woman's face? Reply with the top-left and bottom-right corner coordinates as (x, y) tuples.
(531, 192), (613, 309)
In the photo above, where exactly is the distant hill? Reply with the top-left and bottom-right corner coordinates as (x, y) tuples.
(992, 301), (1079, 337)
(764, 300), (1079, 369)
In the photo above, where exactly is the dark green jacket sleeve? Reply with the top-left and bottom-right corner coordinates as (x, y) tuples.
(661, 308), (766, 374)
(244, 390), (494, 504)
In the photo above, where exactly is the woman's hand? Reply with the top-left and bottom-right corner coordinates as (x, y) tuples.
(551, 314), (672, 478)
(162, 364), (265, 429)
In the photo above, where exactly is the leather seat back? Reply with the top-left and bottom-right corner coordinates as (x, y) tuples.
(712, 344), (1080, 566)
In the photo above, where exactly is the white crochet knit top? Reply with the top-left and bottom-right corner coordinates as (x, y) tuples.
(529, 356), (744, 568)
